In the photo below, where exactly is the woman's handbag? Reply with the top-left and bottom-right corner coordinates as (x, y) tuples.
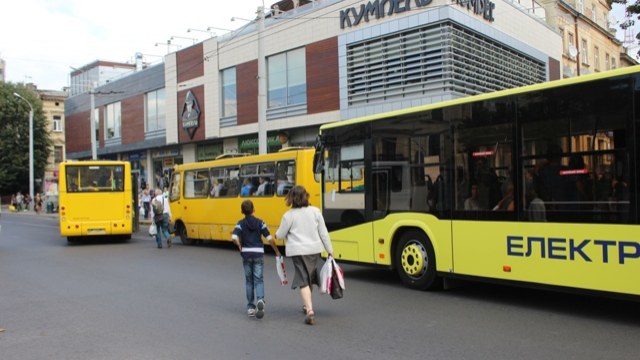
(148, 223), (157, 237)
(168, 222), (176, 234)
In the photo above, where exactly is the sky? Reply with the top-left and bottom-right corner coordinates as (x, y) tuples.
(1, 0), (266, 90)
(1, 1), (638, 91)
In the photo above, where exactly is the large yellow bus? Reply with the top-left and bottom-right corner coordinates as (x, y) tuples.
(314, 66), (640, 299)
(169, 148), (319, 246)
(59, 160), (135, 242)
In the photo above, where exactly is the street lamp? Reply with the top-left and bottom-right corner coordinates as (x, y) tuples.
(13, 92), (35, 211)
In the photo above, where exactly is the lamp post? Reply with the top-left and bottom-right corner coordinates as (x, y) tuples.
(13, 92), (35, 211)
(256, 6), (267, 155)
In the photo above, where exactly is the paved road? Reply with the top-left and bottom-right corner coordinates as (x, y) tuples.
(1, 209), (640, 360)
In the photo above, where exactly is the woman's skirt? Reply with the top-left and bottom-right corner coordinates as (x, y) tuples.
(290, 254), (322, 290)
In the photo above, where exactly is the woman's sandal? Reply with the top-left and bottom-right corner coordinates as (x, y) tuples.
(305, 310), (315, 325)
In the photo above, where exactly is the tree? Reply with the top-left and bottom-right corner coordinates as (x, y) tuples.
(0, 82), (52, 197)
(613, 0), (640, 56)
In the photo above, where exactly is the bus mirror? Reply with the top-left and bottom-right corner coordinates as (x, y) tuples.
(313, 136), (325, 174)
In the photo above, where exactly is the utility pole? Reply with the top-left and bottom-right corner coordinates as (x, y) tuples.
(13, 92), (35, 210)
(90, 81), (97, 160)
(257, 6), (267, 155)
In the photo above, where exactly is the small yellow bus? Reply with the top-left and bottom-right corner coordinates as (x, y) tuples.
(169, 148), (319, 246)
(59, 160), (135, 242)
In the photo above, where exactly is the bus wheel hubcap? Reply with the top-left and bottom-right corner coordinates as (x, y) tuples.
(401, 242), (427, 277)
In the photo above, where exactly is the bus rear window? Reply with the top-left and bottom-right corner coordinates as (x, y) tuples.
(65, 165), (125, 192)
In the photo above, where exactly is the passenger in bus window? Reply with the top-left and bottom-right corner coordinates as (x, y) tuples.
(474, 156), (500, 210)
(211, 178), (224, 197)
(241, 178), (254, 196)
(255, 176), (271, 196)
(493, 182), (514, 211)
(464, 184), (481, 210)
(525, 187), (546, 222)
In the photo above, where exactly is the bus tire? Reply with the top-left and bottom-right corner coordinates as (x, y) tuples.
(178, 224), (194, 245)
(395, 230), (440, 290)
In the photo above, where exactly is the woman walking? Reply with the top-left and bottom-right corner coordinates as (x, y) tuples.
(276, 186), (333, 325)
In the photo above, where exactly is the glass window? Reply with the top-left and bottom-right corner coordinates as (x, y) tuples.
(276, 160), (295, 196)
(221, 67), (237, 117)
(371, 110), (452, 216)
(54, 146), (64, 164)
(105, 102), (121, 139)
(238, 162), (275, 197)
(65, 165), (124, 192)
(210, 166), (240, 197)
(453, 100), (514, 218)
(170, 172), (181, 201)
(184, 169), (209, 198)
(53, 115), (62, 132)
(268, 48), (306, 108)
(517, 77), (632, 223)
(145, 88), (166, 131)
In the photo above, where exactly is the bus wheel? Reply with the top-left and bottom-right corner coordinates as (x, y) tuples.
(178, 225), (194, 245)
(395, 230), (440, 290)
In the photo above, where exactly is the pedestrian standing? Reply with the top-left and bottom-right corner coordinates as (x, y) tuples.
(275, 185), (333, 325)
(232, 200), (281, 319)
(152, 188), (172, 249)
(141, 186), (151, 219)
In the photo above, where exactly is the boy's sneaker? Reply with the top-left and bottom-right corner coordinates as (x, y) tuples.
(247, 308), (256, 317)
(256, 299), (265, 319)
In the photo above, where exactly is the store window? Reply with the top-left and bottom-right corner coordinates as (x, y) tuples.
(267, 48), (306, 108)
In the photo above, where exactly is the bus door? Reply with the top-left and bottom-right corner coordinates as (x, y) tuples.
(132, 172), (139, 232)
(322, 143), (374, 263)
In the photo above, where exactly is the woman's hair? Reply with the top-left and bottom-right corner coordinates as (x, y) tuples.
(285, 185), (309, 208)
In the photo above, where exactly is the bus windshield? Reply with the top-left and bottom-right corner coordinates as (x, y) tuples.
(65, 165), (125, 192)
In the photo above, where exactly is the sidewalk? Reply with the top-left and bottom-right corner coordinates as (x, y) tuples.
(0, 204), (58, 219)
(1, 204), (152, 225)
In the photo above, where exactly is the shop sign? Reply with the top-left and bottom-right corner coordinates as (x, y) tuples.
(339, 0), (494, 29)
(152, 148), (180, 158)
(238, 134), (283, 151)
(197, 143), (223, 161)
(181, 90), (200, 139)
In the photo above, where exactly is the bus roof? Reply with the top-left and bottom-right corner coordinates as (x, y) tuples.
(320, 65), (640, 132)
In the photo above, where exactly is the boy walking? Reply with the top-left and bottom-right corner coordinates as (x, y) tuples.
(232, 200), (281, 319)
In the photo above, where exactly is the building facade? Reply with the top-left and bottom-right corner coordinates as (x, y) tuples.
(540, 0), (637, 78)
(37, 89), (68, 196)
(66, 0), (569, 186)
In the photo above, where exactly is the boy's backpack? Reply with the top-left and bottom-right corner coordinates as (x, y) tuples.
(152, 198), (164, 216)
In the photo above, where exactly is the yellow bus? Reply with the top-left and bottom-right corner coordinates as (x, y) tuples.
(59, 160), (135, 242)
(314, 66), (640, 299)
(169, 148), (319, 246)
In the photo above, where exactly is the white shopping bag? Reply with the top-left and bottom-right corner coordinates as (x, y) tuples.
(148, 223), (157, 237)
(275, 256), (289, 285)
(319, 257), (333, 294)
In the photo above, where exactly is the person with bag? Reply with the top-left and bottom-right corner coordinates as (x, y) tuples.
(232, 200), (281, 319)
(152, 187), (172, 249)
(275, 185), (333, 325)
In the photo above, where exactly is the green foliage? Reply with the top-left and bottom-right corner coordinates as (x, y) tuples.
(0, 82), (52, 196)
